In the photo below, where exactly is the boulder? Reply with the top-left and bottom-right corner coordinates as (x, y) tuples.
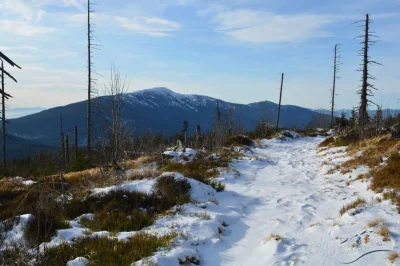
(390, 123), (400, 138)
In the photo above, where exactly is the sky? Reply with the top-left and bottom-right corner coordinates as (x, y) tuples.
(0, 0), (400, 110)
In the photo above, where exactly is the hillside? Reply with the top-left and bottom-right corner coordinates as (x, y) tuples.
(6, 88), (325, 149)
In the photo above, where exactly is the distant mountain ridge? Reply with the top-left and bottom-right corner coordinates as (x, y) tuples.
(7, 107), (46, 119)
(4, 88), (328, 159)
(314, 108), (400, 118)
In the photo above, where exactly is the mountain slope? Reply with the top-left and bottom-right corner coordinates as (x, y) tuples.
(7, 88), (326, 148)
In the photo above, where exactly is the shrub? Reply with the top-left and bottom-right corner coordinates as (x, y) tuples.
(154, 176), (191, 205)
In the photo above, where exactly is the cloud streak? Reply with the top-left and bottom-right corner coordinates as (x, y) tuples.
(212, 9), (334, 44)
(116, 16), (183, 37)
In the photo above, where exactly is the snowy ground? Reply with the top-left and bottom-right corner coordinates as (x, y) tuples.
(6, 135), (399, 265)
(144, 136), (399, 265)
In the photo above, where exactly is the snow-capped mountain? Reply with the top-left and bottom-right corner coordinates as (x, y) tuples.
(6, 88), (326, 151)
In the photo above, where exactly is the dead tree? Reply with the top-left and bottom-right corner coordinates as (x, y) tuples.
(276, 73), (284, 131)
(0, 58), (18, 169)
(356, 14), (381, 133)
(64, 134), (70, 168)
(97, 66), (129, 170)
(73, 125), (78, 158)
(87, 0), (98, 160)
(330, 44), (342, 129)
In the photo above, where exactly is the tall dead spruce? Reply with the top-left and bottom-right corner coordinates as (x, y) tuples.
(355, 14), (381, 134)
(87, 0), (99, 159)
(0, 52), (20, 169)
(330, 44), (342, 129)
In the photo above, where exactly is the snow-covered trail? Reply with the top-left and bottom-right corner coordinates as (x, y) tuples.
(203, 137), (396, 266)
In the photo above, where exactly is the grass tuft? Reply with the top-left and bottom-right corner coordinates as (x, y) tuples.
(388, 252), (399, 264)
(339, 198), (366, 216)
(378, 226), (391, 242)
(367, 218), (384, 228)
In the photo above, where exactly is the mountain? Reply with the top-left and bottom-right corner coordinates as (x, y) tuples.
(5, 88), (327, 158)
(7, 107), (46, 119)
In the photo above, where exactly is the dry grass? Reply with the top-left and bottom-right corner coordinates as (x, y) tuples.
(388, 252), (399, 264)
(266, 234), (283, 241)
(367, 218), (384, 228)
(191, 212), (211, 220)
(127, 168), (160, 180)
(339, 198), (366, 216)
(378, 226), (391, 242)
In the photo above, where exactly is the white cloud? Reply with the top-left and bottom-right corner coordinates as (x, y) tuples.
(212, 9), (334, 44)
(0, 20), (56, 36)
(116, 16), (182, 37)
(0, 45), (40, 51)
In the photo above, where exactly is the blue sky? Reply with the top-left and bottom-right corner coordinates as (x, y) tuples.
(0, 0), (400, 110)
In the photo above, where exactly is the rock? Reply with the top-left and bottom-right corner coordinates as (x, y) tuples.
(390, 123), (400, 138)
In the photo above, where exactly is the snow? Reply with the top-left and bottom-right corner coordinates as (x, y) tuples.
(66, 257), (89, 266)
(90, 178), (156, 196)
(5, 135), (400, 265)
(1, 214), (33, 248)
(163, 148), (197, 163)
(138, 136), (400, 265)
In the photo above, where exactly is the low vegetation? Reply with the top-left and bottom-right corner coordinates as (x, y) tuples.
(367, 218), (384, 228)
(378, 226), (391, 242)
(388, 252), (399, 264)
(339, 198), (366, 216)
(37, 232), (178, 266)
(266, 234), (283, 241)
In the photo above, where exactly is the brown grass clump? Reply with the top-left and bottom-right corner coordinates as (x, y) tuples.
(127, 169), (160, 180)
(378, 226), (391, 242)
(266, 234), (283, 241)
(367, 218), (384, 228)
(388, 252), (399, 264)
(371, 153), (400, 191)
(319, 137), (335, 148)
(339, 198), (366, 216)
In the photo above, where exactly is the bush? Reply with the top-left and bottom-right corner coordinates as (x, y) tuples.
(154, 175), (191, 205)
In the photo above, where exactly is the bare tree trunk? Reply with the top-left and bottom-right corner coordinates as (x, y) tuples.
(1, 60), (5, 168)
(87, 0), (93, 159)
(276, 73), (284, 131)
(330, 45), (338, 129)
(65, 134), (69, 168)
(74, 125), (78, 158)
(359, 14), (369, 130)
